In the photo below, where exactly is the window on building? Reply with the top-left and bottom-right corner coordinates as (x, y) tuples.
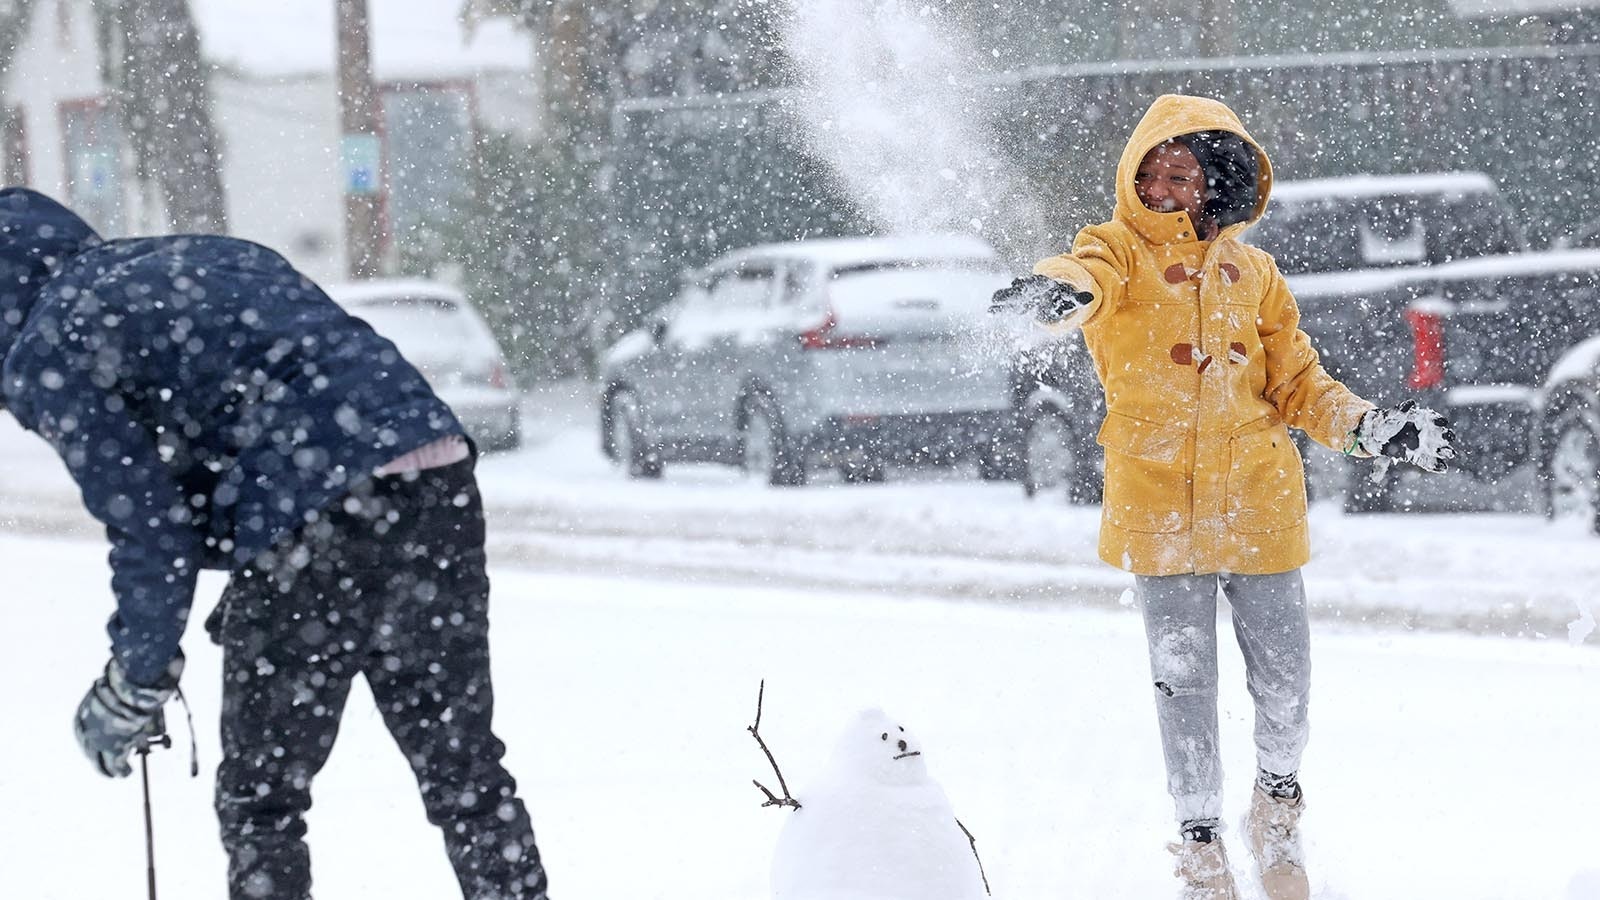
(380, 82), (475, 269)
(59, 99), (123, 234)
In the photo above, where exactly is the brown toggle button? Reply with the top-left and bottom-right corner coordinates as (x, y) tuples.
(1196, 355), (1213, 374)
(1170, 343), (1193, 365)
(1220, 263), (1241, 284)
(1229, 341), (1247, 361)
(1164, 264), (1192, 284)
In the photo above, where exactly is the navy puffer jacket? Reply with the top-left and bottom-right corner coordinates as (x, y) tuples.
(0, 188), (463, 685)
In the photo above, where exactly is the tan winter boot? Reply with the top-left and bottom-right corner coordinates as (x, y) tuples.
(1167, 837), (1241, 900)
(1244, 785), (1310, 900)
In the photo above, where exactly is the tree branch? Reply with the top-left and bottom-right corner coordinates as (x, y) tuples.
(956, 818), (992, 896)
(748, 680), (800, 810)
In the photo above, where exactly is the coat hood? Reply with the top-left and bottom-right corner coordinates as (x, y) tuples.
(0, 187), (101, 374)
(1114, 94), (1273, 245)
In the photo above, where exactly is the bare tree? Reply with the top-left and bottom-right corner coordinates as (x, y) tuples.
(94, 0), (227, 232)
(463, 0), (783, 146)
(0, 1), (35, 78)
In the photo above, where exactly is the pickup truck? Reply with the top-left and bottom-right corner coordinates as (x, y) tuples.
(1291, 250), (1600, 511)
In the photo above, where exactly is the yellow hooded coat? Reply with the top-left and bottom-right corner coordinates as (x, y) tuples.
(1035, 94), (1374, 576)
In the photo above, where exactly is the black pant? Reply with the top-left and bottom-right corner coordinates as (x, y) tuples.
(210, 460), (548, 900)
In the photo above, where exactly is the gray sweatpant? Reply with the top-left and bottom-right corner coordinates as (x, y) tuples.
(1136, 569), (1311, 826)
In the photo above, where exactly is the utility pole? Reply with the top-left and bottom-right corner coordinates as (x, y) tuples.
(336, 0), (382, 279)
(1200, 0), (1236, 57)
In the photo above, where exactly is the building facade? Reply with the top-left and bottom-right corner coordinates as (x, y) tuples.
(1, 0), (539, 284)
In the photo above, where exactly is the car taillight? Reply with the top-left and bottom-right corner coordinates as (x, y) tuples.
(798, 307), (880, 351)
(1404, 307), (1445, 390)
(489, 361), (509, 390)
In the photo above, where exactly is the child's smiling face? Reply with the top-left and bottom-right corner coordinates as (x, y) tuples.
(1135, 140), (1208, 235)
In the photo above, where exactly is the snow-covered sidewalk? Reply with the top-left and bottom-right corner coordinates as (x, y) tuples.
(0, 531), (1596, 899)
(3, 383), (1598, 642)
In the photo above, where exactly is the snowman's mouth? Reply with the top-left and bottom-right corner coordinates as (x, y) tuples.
(894, 751), (921, 760)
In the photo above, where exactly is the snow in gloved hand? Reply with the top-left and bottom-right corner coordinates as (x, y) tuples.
(988, 274), (1093, 323)
(1356, 400), (1457, 476)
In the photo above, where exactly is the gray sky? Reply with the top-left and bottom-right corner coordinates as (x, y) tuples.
(188, 0), (532, 78)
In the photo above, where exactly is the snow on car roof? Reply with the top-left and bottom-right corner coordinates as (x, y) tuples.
(714, 233), (999, 270)
(323, 278), (467, 306)
(1286, 267), (1420, 297)
(1425, 249), (1600, 282)
(1543, 333), (1600, 391)
(190, 0), (530, 79)
(1286, 249), (1600, 296)
(1271, 171), (1499, 204)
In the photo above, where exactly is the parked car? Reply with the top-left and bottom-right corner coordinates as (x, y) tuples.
(326, 278), (522, 452)
(1241, 170), (1564, 511)
(1251, 171), (1527, 275)
(1008, 332), (1104, 504)
(598, 234), (1017, 485)
(1533, 335), (1600, 535)
(1291, 250), (1600, 511)
(1552, 215), (1600, 250)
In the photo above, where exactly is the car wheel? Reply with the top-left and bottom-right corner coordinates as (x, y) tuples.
(609, 390), (662, 479)
(839, 454), (886, 484)
(742, 395), (806, 487)
(1023, 407), (1087, 501)
(1545, 405), (1600, 534)
(497, 412), (522, 452)
(976, 429), (1024, 481)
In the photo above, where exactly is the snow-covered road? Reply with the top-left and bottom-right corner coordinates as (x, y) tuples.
(3, 383), (1598, 643)
(0, 531), (1596, 899)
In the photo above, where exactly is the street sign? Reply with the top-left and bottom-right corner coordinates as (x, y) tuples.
(340, 134), (381, 196)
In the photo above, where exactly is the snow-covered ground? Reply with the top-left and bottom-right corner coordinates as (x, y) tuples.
(1, 531), (1597, 899)
(2, 381), (1598, 898)
(4, 380), (1597, 640)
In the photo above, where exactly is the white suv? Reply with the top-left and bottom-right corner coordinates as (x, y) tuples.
(327, 278), (522, 452)
(599, 234), (1015, 485)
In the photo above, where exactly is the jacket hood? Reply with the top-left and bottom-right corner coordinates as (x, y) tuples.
(0, 187), (101, 375)
(1114, 94), (1273, 245)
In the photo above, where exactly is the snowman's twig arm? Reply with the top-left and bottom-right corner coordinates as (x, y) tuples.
(748, 680), (802, 810)
(956, 818), (992, 896)
(752, 778), (798, 809)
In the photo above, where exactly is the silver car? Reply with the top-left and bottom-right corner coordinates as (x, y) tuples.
(1535, 334), (1600, 535)
(599, 235), (1017, 485)
(326, 278), (522, 452)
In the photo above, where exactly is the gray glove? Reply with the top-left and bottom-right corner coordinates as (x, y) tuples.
(1352, 400), (1457, 473)
(74, 657), (178, 778)
(989, 274), (1094, 324)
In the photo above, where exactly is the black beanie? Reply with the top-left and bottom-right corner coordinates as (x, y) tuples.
(1175, 130), (1260, 229)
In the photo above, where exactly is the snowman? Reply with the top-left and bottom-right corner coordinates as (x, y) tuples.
(769, 708), (988, 900)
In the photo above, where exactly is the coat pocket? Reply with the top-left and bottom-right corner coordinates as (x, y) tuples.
(1097, 411), (1190, 534)
(1224, 419), (1308, 534)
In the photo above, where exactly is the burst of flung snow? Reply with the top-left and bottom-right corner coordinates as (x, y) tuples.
(779, 0), (1050, 260)
(770, 708), (987, 900)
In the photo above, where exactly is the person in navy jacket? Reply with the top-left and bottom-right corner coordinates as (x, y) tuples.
(0, 187), (549, 900)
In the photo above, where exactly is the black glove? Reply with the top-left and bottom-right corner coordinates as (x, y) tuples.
(74, 657), (179, 778)
(989, 274), (1094, 324)
(1352, 400), (1457, 473)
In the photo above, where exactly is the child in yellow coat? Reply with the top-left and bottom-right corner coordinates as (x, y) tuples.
(991, 94), (1454, 900)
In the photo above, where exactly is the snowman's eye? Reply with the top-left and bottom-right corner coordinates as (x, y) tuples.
(880, 732), (888, 740)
